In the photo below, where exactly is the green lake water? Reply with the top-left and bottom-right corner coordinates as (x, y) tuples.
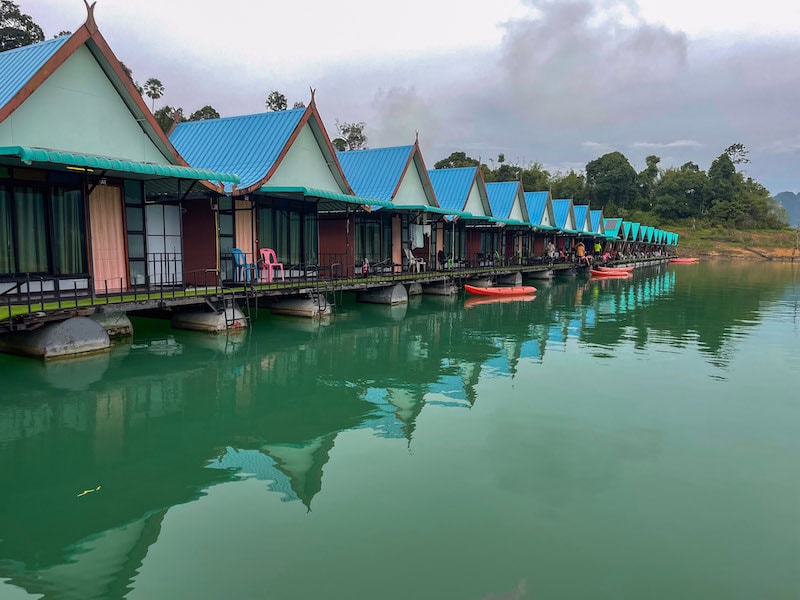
(0, 261), (798, 600)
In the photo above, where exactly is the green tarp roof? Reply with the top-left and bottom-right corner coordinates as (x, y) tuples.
(0, 146), (240, 183)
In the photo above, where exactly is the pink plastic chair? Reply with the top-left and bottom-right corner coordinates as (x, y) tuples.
(259, 248), (285, 282)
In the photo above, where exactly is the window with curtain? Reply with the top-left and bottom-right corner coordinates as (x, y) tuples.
(259, 201), (316, 266)
(50, 187), (86, 275)
(13, 185), (48, 273)
(304, 213), (318, 265)
(0, 186), (14, 274)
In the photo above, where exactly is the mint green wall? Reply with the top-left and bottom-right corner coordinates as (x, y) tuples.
(0, 46), (171, 164)
(393, 157), (430, 206)
(509, 191), (527, 222)
(268, 122), (345, 192)
(464, 180), (489, 216)
(542, 200), (555, 227)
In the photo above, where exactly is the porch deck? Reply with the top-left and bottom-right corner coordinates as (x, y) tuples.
(0, 258), (668, 332)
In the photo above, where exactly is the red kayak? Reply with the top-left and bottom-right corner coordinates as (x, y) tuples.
(597, 265), (634, 273)
(590, 269), (632, 278)
(669, 257), (699, 264)
(464, 284), (537, 296)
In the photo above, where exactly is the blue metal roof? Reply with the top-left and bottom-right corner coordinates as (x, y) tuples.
(524, 191), (548, 223)
(427, 167), (476, 212)
(486, 182), (520, 220)
(170, 108), (305, 193)
(573, 204), (591, 233)
(631, 222), (641, 241)
(0, 36), (70, 111)
(337, 145), (413, 201)
(553, 199), (576, 232)
(590, 210), (604, 233)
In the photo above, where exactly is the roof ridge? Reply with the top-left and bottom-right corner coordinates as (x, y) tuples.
(0, 36), (68, 57)
(175, 107), (305, 127)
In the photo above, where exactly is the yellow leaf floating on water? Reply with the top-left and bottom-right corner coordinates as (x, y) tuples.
(76, 485), (102, 498)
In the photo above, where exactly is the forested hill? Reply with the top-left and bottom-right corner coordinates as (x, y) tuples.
(775, 192), (800, 226)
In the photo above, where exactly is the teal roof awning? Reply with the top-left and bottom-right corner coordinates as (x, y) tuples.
(392, 204), (473, 218)
(0, 146), (240, 184)
(258, 185), (394, 210)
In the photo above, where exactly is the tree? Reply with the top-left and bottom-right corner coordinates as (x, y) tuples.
(550, 170), (588, 204)
(143, 77), (164, 111)
(0, 0), (44, 51)
(53, 30), (70, 38)
(292, 101), (306, 109)
(265, 91), (288, 112)
(332, 120), (367, 151)
(188, 105), (220, 121)
(519, 162), (551, 192)
(153, 105), (184, 133)
(652, 165), (709, 220)
(724, 142), (750, 165)
(638, 154), (661, 206)
(585, 151), (640, 210)
(433, 152), (480, 170)
(120, 62), (143, 95)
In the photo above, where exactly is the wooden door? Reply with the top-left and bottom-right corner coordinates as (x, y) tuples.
(90, 186), (128, 292)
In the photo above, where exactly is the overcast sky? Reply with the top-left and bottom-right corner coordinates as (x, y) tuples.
(26, 0), (800, 193)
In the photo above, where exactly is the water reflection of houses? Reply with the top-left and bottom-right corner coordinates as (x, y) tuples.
(2, 265), (789, 598)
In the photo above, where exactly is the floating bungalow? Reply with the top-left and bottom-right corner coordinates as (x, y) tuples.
(0, 11), (237, 300)
(428, 166), (493, 267)
(485, 181), (529, 265)
(337, 142), (447, 272)
(0, 5), (680, 356)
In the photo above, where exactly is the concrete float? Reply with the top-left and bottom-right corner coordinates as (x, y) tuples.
(90, 310), (133, 337)
(269, 294), (333, 318)
(466, 277), (492, 288)
(359, 302), (408, 321)
(357, 283), (408, 305)
(0, 316), (110, 359)
(171, 306), (248, 332)
(526, 269), (554, 280)
(422, 281), (458, 296)
(406, 283), (423, 296)
(496, 272), (523, 286)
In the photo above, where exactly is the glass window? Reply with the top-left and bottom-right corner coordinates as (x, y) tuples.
(0, 186), (15, 274)
(14, 185), (48, 272)
(126, 206), (144, 232)
(50, 187), (86, 275)
(124, 180), (143, 205)
(127, 234), (145, 259)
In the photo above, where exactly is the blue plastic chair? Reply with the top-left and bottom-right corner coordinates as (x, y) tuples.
(231, 248), (257, 282)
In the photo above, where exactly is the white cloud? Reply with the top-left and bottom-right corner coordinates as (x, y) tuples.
(631, 140), (704, 150)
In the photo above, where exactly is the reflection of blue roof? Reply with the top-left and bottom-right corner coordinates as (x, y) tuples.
(360, 387), (405, 439)
(0, 36), (69, 110)
(337, 146), (412, 201)
(486, 182), (520, 220)
(207, 447), (299, 502)
(428, 167), (476, 212)
(484, 354), (510, 375)
(549, 324), (565, 346)
(171, 108), (305, 193)
(428, 374), (467, 402)
(520, 338), (542, 360)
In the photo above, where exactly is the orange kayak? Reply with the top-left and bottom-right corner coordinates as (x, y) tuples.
(597, 265), (634, 272)
(669, 258), (699, 264)
(590, 269), (632, 278)
(464, 284), (537, 296)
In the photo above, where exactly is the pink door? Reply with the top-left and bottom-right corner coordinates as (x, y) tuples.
(90, 186), (128, 292)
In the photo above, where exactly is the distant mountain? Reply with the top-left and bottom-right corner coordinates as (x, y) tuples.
(775, 191), (800, 226)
